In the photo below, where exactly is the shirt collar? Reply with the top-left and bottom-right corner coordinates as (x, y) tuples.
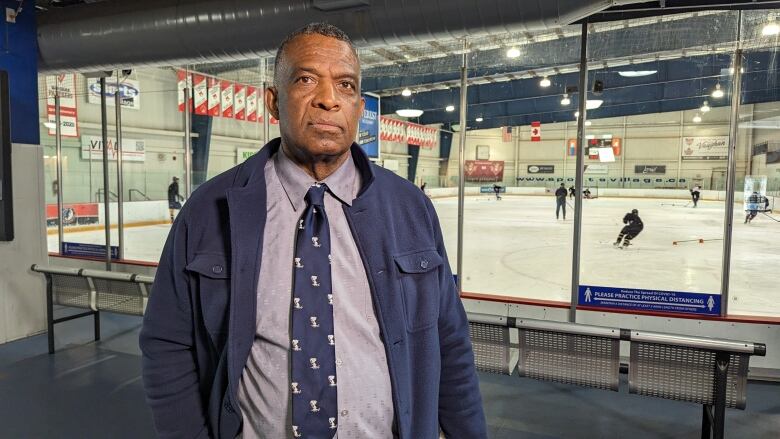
(274, 147), (358, 212)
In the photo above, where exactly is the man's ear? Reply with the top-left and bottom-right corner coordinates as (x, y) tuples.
(266, 86), (280, 120)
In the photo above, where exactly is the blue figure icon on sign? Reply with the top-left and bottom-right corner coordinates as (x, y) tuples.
(585, 288), (593, 303)
(707, 296), (715, 312)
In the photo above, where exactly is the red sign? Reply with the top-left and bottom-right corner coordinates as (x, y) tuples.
(192, 74), (208, 115)
(207, 77), (221, 117)
(46, 203), (99, 227)
(176, 70), (192, 112)
(531, 121), (541, 142)
(234, 84), (246, 120)
(464, 160), (505, 182)
(246, 86), (258, 122)
(221, 80), (234, 118)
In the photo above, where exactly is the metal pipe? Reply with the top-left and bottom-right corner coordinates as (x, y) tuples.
(99, 77), (112, 270)
(183, 77), (192, 198)
(114, 72), (125, 260)
(54, 93), (64, 253)
(456, 38), (469, 293)
(720, 12), (744, 317)
(513, 130), (520, 184)
(677, 111), (684, 188)
(569, 22), (589, 322)
(621, 116), (627, 188)
(263, 58), (270, 144)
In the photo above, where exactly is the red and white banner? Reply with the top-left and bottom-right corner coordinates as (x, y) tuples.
(234, 84), (246, 120)
(207, 77), (221, 117)
(192, 74), (208, 115)
(530, 121), (541, 142)
(501, 126), (512, 143)
(221, 80), (234, 118)
(176, 70), (193, 112)
(406, 122), (437, 148)
(45, 74), (79, 137)
(464, 160), (505, 182)
(270, 116), (279, 125)
(380, 117), (437, 147)
(246, 86), (258, 122)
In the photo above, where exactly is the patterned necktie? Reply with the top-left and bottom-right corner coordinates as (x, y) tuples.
(291, 183), (338, 439)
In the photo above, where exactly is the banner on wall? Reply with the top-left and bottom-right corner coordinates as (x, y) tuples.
(192, 74), (208, 115)
(578, 285), (720, 316)
(527, 165), (554, 174)
(407, 122), (437, 148)
(246, 86), (258, 122)
(81, 135), (146, 162)
(46, 203), (98, 227)
(465, 160), (504, 182)
(221, 80), (234, 118)
(530, 121), (541, 141)
(584, 164), (609, 174)
(86, 77), (141, 109)
(177, 70), (193, 112)
(45, 74), (79, 137)
(207, 77), (221, 116)
(358, 93), (380, 158)
(234, 84), (246, 120)
(681, 136), (728, 160)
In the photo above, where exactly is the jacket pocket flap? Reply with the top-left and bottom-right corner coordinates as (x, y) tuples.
(393, 249), (443, 274)
(186, 253), (230, 279)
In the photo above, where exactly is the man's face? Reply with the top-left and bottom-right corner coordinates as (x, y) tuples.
(267, 34), (364, 161)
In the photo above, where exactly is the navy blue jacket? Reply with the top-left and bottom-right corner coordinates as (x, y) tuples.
(139, 139), (486, 439)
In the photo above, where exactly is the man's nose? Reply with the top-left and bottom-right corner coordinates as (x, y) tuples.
(312, 82), (339, 110)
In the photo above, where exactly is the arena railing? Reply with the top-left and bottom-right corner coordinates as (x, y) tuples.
(468, 312), (766, 439)
(31, 264), (153, 354)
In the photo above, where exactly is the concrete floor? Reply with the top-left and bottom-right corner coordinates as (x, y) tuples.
(0, 312), (778, 438)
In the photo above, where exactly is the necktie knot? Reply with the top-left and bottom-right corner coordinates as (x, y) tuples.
(305, 183), (328, 207)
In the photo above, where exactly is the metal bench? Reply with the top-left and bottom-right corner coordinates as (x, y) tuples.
(31, 265), (153, 354)
(468, 312), (767, 439)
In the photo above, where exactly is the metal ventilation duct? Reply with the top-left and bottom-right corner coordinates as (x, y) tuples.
(37, 0), (645, 73)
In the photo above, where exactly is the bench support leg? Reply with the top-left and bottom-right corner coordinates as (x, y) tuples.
(46, 276), (55, 355)
(701, 405), (711, 439)
(94, 310), (101, 342)
(713, 351), (730, 439)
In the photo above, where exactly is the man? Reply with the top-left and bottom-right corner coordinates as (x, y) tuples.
(690, 185), (701, 208)
(583, 188), (592, 199)
(555, 183), (567, 219)
(614, 209), (643, 249)
(140, 23), (485, 439)
(492, 183), (502, 200)
(167, 176), (183, 223)
(568, 185), (575, 199)
(744, 191), (769, 223)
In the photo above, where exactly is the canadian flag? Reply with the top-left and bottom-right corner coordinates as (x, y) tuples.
(245, 86), (257, 122)
(531, 121), (541, 142)
(207, 77), (221, 117)
(234, 84), (246, 120)
(192, 74), (208, 115)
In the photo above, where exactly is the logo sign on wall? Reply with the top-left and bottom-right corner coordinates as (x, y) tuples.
(45, 74), (79, 137)
(87, 77), (141, 109)
(81, 135), (146, 162)
(682, 136), (728, 160)
(358, 93), (380, 159)
(237, 147), (258, 162)
(579, 285), (720, 316)
(584, 164), (609, 174)
(465, 160), (505, 182)
(634, 165), (666, 174)
(527, 165), (554, 174)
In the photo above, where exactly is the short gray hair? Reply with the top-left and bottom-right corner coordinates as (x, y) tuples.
(273, 22), (358, 87)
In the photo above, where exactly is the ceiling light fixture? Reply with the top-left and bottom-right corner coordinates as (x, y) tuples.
(401, 88), (412, 97)
(711, 83), (724, 99)
(561, 94), (571, 106)
(506, 47), (520, 58)
(693, 113), (702, 123)
(575, 111), (580, 118)
(445, 105), (455, 112)
(395, 108), (424, 118)
(618, 70), (657, 77)
(539, 76), (551, 87)
(586, 99), (603, 110)
(700, 101), (711, 112)
(763, 16), (780, 36)
(476, 117), (484, 122)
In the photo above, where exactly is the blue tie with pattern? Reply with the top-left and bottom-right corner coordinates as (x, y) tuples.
(291, 183), (337, 439)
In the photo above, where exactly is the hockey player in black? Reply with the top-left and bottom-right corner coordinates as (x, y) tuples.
(555, 183), (568, 219)
(493, 183), (502, 200)
(690, 185), (701, 208)
(614, 209), (644, 249)
(744, 191), (769, 223)
(568, 185), (576, 199)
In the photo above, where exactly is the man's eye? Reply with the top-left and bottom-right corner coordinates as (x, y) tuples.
(298, 76), (315, 84)
(340, 81), (355, 90)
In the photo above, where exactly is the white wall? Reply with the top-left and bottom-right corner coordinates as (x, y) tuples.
(0, 144), (47, 344)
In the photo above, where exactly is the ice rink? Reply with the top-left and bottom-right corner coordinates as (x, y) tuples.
(49, 194), (780, 317)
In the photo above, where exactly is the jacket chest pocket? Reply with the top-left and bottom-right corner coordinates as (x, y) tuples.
(186, 253), (231, 345)
(393, 249), (443, 332)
